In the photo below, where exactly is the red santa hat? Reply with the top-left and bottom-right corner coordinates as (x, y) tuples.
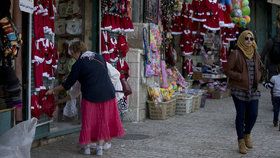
(117, 35), (129, 57)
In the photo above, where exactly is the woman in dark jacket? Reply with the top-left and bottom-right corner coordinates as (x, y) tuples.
(224, 30), (262, 154)
(46, 41), (125, 156)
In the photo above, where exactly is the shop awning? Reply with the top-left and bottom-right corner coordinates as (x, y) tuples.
(268, 0), (280, 6)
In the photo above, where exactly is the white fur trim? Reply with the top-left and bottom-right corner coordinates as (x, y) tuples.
(171, 31), (183, 35)
(203, 24), (220, 31)
(192, 18), (206, 22)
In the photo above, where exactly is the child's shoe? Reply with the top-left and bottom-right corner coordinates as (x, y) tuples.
(96, 145), (103, 156)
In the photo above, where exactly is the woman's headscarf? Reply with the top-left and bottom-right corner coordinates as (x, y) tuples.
(237, 30), (257, 59)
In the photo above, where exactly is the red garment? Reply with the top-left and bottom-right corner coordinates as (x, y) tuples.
(171, 14), (183, 35)
(39, 90), (55, 118)
(190, 0), (206, 22)
(121, 16), (134, 32)
(101, 31), (114, 54)
(203, 0), (220, 31)
(33, 62), (44, 92)
(183, 58), (193, 75)
(116, 59), (129, 79)
(112, 14), (121, 32)
(117, 35), (129, 57)
(220, 45), (228, 63)
(31, 94), (42, 119)
(180, 30), (193, 56)
(79, 98), (125, 145)
(101, 13), (112, 30)
(219, 3), (234, 28)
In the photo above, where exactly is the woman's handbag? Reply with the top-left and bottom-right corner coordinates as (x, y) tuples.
(120, 78), (132, 96)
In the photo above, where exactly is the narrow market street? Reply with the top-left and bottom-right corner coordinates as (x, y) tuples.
(31, 86), (280, 158)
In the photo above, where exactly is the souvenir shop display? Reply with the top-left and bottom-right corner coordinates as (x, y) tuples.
(31, 0), (58, 119)
(101, 0), (134, 98)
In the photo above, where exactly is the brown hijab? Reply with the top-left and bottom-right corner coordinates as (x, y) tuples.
(237, 30), (257, 59)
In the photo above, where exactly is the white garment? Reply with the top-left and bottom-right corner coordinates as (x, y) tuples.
(106, 62), (124, 100)
(270, 74), (280, 97)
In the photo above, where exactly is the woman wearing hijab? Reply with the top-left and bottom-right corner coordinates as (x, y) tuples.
(46, 40), (125, 156)
(224, 30), (262, 154)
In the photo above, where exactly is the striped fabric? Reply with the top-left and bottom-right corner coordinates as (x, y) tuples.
(231, 59), (261, 101)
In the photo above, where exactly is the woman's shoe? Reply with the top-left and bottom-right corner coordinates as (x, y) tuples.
(238, 139), (247, 154)
(96, 145), (103, 156)
(82, 145), (91, 155)
(244, 134), (253, 148)
(103, 142), (111, 150)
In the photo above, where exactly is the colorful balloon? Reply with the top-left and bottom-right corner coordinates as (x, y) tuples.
(239, 18), (247, 28)
(242, 6), (250, 16)
(232, 17), (240, 24)
(242, 0), (249, 7)
(244, 15), (251, 23)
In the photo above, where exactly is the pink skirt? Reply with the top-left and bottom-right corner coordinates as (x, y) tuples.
(79, 98), (125, 145)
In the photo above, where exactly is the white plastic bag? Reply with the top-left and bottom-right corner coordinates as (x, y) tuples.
(0, 118), (37, 158)
(63, 99), (78, 117)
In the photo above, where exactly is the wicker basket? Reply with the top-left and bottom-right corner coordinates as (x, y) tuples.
(192, 93), (202, 112)
(167, 98), (176, 117)
(147, 99), (175, 120)
(175, 94), (193, 115)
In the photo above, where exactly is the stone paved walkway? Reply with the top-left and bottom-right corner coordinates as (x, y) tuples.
(31, 86), (280, 158)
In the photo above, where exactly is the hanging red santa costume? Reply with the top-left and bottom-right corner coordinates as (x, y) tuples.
(171, 13), (183, 35)
(203, 0), (220, 31)
(117, 35), (129, 58)
(190, 0), (206, 22)
(101, 31), (114, 55)
(111, 14), (121, 32)
(180, 29), (194, 56)
(219, 3), (234, 28)
(39, 90), (55, 118)
(31, 94), (42, 119)
(220, 44), (228, 63)
(32, 38), (45, 92)
(110, 37), (119, 63)
(116, 58), (130, 79)
(121, 16), (134, 33)
(183, 57), (193, 75)
(101, 12), (112, 31)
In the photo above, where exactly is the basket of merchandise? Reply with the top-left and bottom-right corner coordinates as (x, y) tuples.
(184, 89), (202, 112)
(147, 99), (176, 120)
(175, 93), (193, 115)
(192, 93), (202, 112)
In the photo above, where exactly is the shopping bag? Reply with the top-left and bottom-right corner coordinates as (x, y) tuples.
(0, 118), (37, 158)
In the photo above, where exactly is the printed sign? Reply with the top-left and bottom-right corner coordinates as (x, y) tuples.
(19, 0), (34, 14)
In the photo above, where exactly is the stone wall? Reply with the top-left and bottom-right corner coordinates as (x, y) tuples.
(123, 23), (149, 122)
(124, 48), (147, 122)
